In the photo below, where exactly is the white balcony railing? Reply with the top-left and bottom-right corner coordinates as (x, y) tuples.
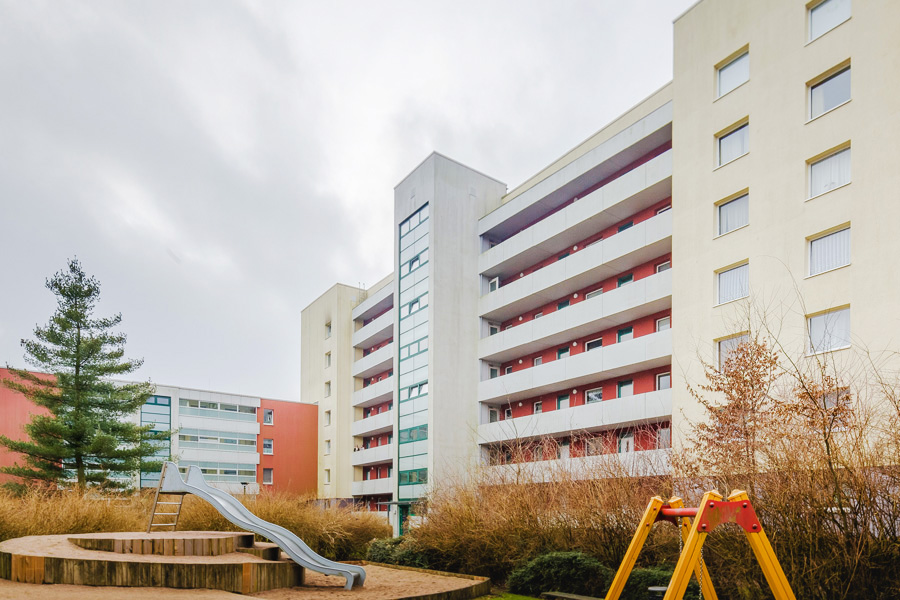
(351, 478), (393, 496)
(478, 389), (671, 444)
(482, 448), (671, 482)
(352, 343), (394, 379)
(353, 309), (393, 350)
(353, 376), (394, 408)
(352, 281), (394, 322)
(351, 410), (394, 437)
(479, 211), (672, 323)
(479, 269), (671, 363)
(478, 329), (671, 403)
(351, 443), (394, 467)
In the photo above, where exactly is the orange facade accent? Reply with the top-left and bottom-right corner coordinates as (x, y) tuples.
(256, 398), (318, 495)
(0, 368), (52, 487)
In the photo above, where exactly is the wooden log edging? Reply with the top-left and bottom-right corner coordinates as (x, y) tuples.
(67, 532), (254, 556)
(359, 561), (492, 600)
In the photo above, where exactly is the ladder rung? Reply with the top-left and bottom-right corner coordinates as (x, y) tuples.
(157, 501), (182, 505)
(150, 523), (177, 527)
(154, 512), (179, 516)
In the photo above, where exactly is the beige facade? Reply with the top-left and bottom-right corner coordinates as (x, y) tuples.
(671, 0), (900, 435)
(302, 283), (366, 498)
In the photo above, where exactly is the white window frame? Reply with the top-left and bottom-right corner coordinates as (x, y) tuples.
(808, 307), (851, 355)
(656, 372), (671, 390)
(656, 317), (671, 332)
(489, 365), (499, 379)
(717, 193), (749, 236)
(586, 387), (603, 403)
(656, 261), (671, 273)
(717, 122), (749, 167)
(504, 408), (513, 420)
(534, 311), (543, 319)
(324, 410), (331, 426)
(325, 322), (332, 339)
(809, 0), (851, 42)
(717, 51), (749, 98)
(809, 147), (851, 199)
(585, 288), (602, 300)
(489, 276), (500, 292)
(585, 337), (603, 351)
(809, 66), (851, 120)
(263, 438), (274, 455)
(324, 352), (331, 367)
(324, 440), (331, 455)
(323, 469), (329, 485)
(263, 408), (274, 425)
(617, 327), (633, 343)
(656, 205), (672, 215)
(324, 381), (331, 397)
(718, 333), (750, 370)
(618, 432), (635, 454)
(489, 322), (500, 336)
(263, 468), (274, 485)
(533, 356), (543, 367)
(658, 426), (672, 450)
(717, 263), (749, 305)
(808, 226), (850, 277)
(505, 366), (513, 375)
(557, 346), (570, 360)
(557, 394), (570, 410)
(617, 379), (634, 398)
(533, 401), (543, 414)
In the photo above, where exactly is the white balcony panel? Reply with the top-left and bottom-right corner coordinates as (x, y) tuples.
(352, 478), (394, 496)
(352, 410), (394, 437)
(353, 376), (394, 408)
(212, 482), (261, 495)
(479, 211), (672, 323)
(179, 448), (261, 465)
(351, 443), (394, 467)
(479, 103), (672, 240)
(479, 270), (671, 363)
(478, 389), (671, 444)
(352, 343), (394, 379)
(480, 150), (672, 279)
(352, 282), (394, 322)
(177, 416), (260, 436)
(478, 329), (671, 404)
(353, 310), (394, 349)
(483, 449), (670, 482)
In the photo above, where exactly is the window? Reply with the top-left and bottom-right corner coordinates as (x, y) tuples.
(263, 439), (274, 455)
(810, 227), (850, 276)
(263, 409), (274, 425)
(586, 438), (604, 456)
(489, 366), (499, 379)
(324, 381), (331, 397)
(408, 298), (420, 314)
(534, 401), (543, 414)
(718, 123), (749, 166)
(585, 338), (603, 351)
(323, 469), (330, 484)
(557, 300), (570, 311)
(409, 255), (420, 271)
(324, 352), (331, 367)
(586, 388), (602, 403)
(618, 432), (635, 453)
(617, 327), (633, 343)
(808, 308), (851, 353)
(656, 317), (671, 332)
(656, 205), (671, 215)
(618, 380), (634, 398)
(658, 427), (672, 450)
(810, 148), (851, 198)
(557, 347), (570, 360)
(617, 274), (633, 288)
(557, 394), (570, 410)
(489, 408), (499, 423)
(618, 221), (634, 233)
(533, 356), (543, 366)
(657, 373), (671, 390)
(263, 468), (274, 485)
(811, 67), (850, 119)
(809, 0), (851, 41)
(656, 261), (671, 273)
(324, 410), (331, 426)
(489, 323), (500, 336)
(504, 408), (512, 420)
(718, 263), (749, 304)
(718, 334), (749, 369)
(717, 193), (749, 236)
(489, 277), (499, 292)
(534, 311), (543, 319)
(325, 322), (332, 338)
(505, 366), (512, 375)
(324, 440), (331, 455)
(718, 51), (749, 97)
(558, 252), (569, 261)
(585, 288), (602, 300)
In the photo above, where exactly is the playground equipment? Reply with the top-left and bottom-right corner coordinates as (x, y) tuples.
(605, 490), (796, 600)
(147, 461), (366, 590)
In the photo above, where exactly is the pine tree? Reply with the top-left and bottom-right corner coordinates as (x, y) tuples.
(0, 258), (169, 491)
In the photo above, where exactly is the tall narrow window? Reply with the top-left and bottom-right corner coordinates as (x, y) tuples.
(617, 327), (633, 343)
(718, 334), (749, 369)
(325, 322), (332, 338)
(263, 439), (274, 455)
(557, 394), (570, 410)
(718, 194), (749, 235)
(324, 410), (331, 426)
(656, 373), (671, 390)
(718, 51), (749, 97)
(557, 347), (570, 360)
(264, 468), (274, 485)
(809, 308), (851, 353)
(810, 228), (850, 275)
(534, 401), (543, 414)
(656, 317), (671, 332)
(533, 356), (543, 366)
(489, 277), (499, 292)
(810, 148), (851, 197)
(263, 409), (274, 425)
(617, 380), (634, 398)
(324, 381), (331, 397)
(324, 352), (331, 367)
(717, 263), (749, 304)
(718, 123), (749, 166)
(810, 67), (850, 119)
(809, 0), (851, 41)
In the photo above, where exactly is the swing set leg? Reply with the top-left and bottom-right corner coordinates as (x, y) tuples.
(668, 497), (718, 600)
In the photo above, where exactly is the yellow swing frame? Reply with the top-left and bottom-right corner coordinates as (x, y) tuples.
(604, 490), (796, 600)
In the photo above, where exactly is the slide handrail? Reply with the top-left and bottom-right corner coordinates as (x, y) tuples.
(158, 462), (364, 589)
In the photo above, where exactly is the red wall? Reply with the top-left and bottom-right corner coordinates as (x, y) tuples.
(257, 398), (318, 495)
(0, 369), (52, 486)
(363, 368), (393, 387)
(363, 337), (392, 356)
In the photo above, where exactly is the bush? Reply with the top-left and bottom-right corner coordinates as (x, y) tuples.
(366, 537), (404, 563)
(366, 536), (432, 568)
(507, 551), (614, 597)
(621, 567), (700, 600)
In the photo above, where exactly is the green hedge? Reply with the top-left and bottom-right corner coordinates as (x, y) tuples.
(621, 567), (700, 600)
(507, 551), (614, 597)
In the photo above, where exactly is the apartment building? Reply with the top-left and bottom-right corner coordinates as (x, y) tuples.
(0, 368), (317, 495)
(308, 0), (900, 532)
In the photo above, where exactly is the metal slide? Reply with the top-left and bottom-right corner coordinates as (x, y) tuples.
(158, 461), (365, 589)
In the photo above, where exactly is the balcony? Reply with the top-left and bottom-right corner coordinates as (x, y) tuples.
(483, 448), (670, 482)
(478, 389), (671, 444)
(479, 269), (671, 363)
(351, 443), (394, 467)
(351, 410), (394, 437)
(353, 376), (394, 408)
(478, 329), (671, 403)
(351, 478), (393, 496)
(479, 211), (672, 323)
(352, 280), (394, 322)
(352, 343), (394, 379)
(480, 150), (672, 279)
(479, 103), (672, 240)
(353, 309), (393, 350)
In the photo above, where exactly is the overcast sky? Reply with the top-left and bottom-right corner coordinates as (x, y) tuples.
(0, 0), (695, 401)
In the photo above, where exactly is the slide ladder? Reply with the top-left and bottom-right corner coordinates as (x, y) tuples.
(152, 461), (365, 590)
